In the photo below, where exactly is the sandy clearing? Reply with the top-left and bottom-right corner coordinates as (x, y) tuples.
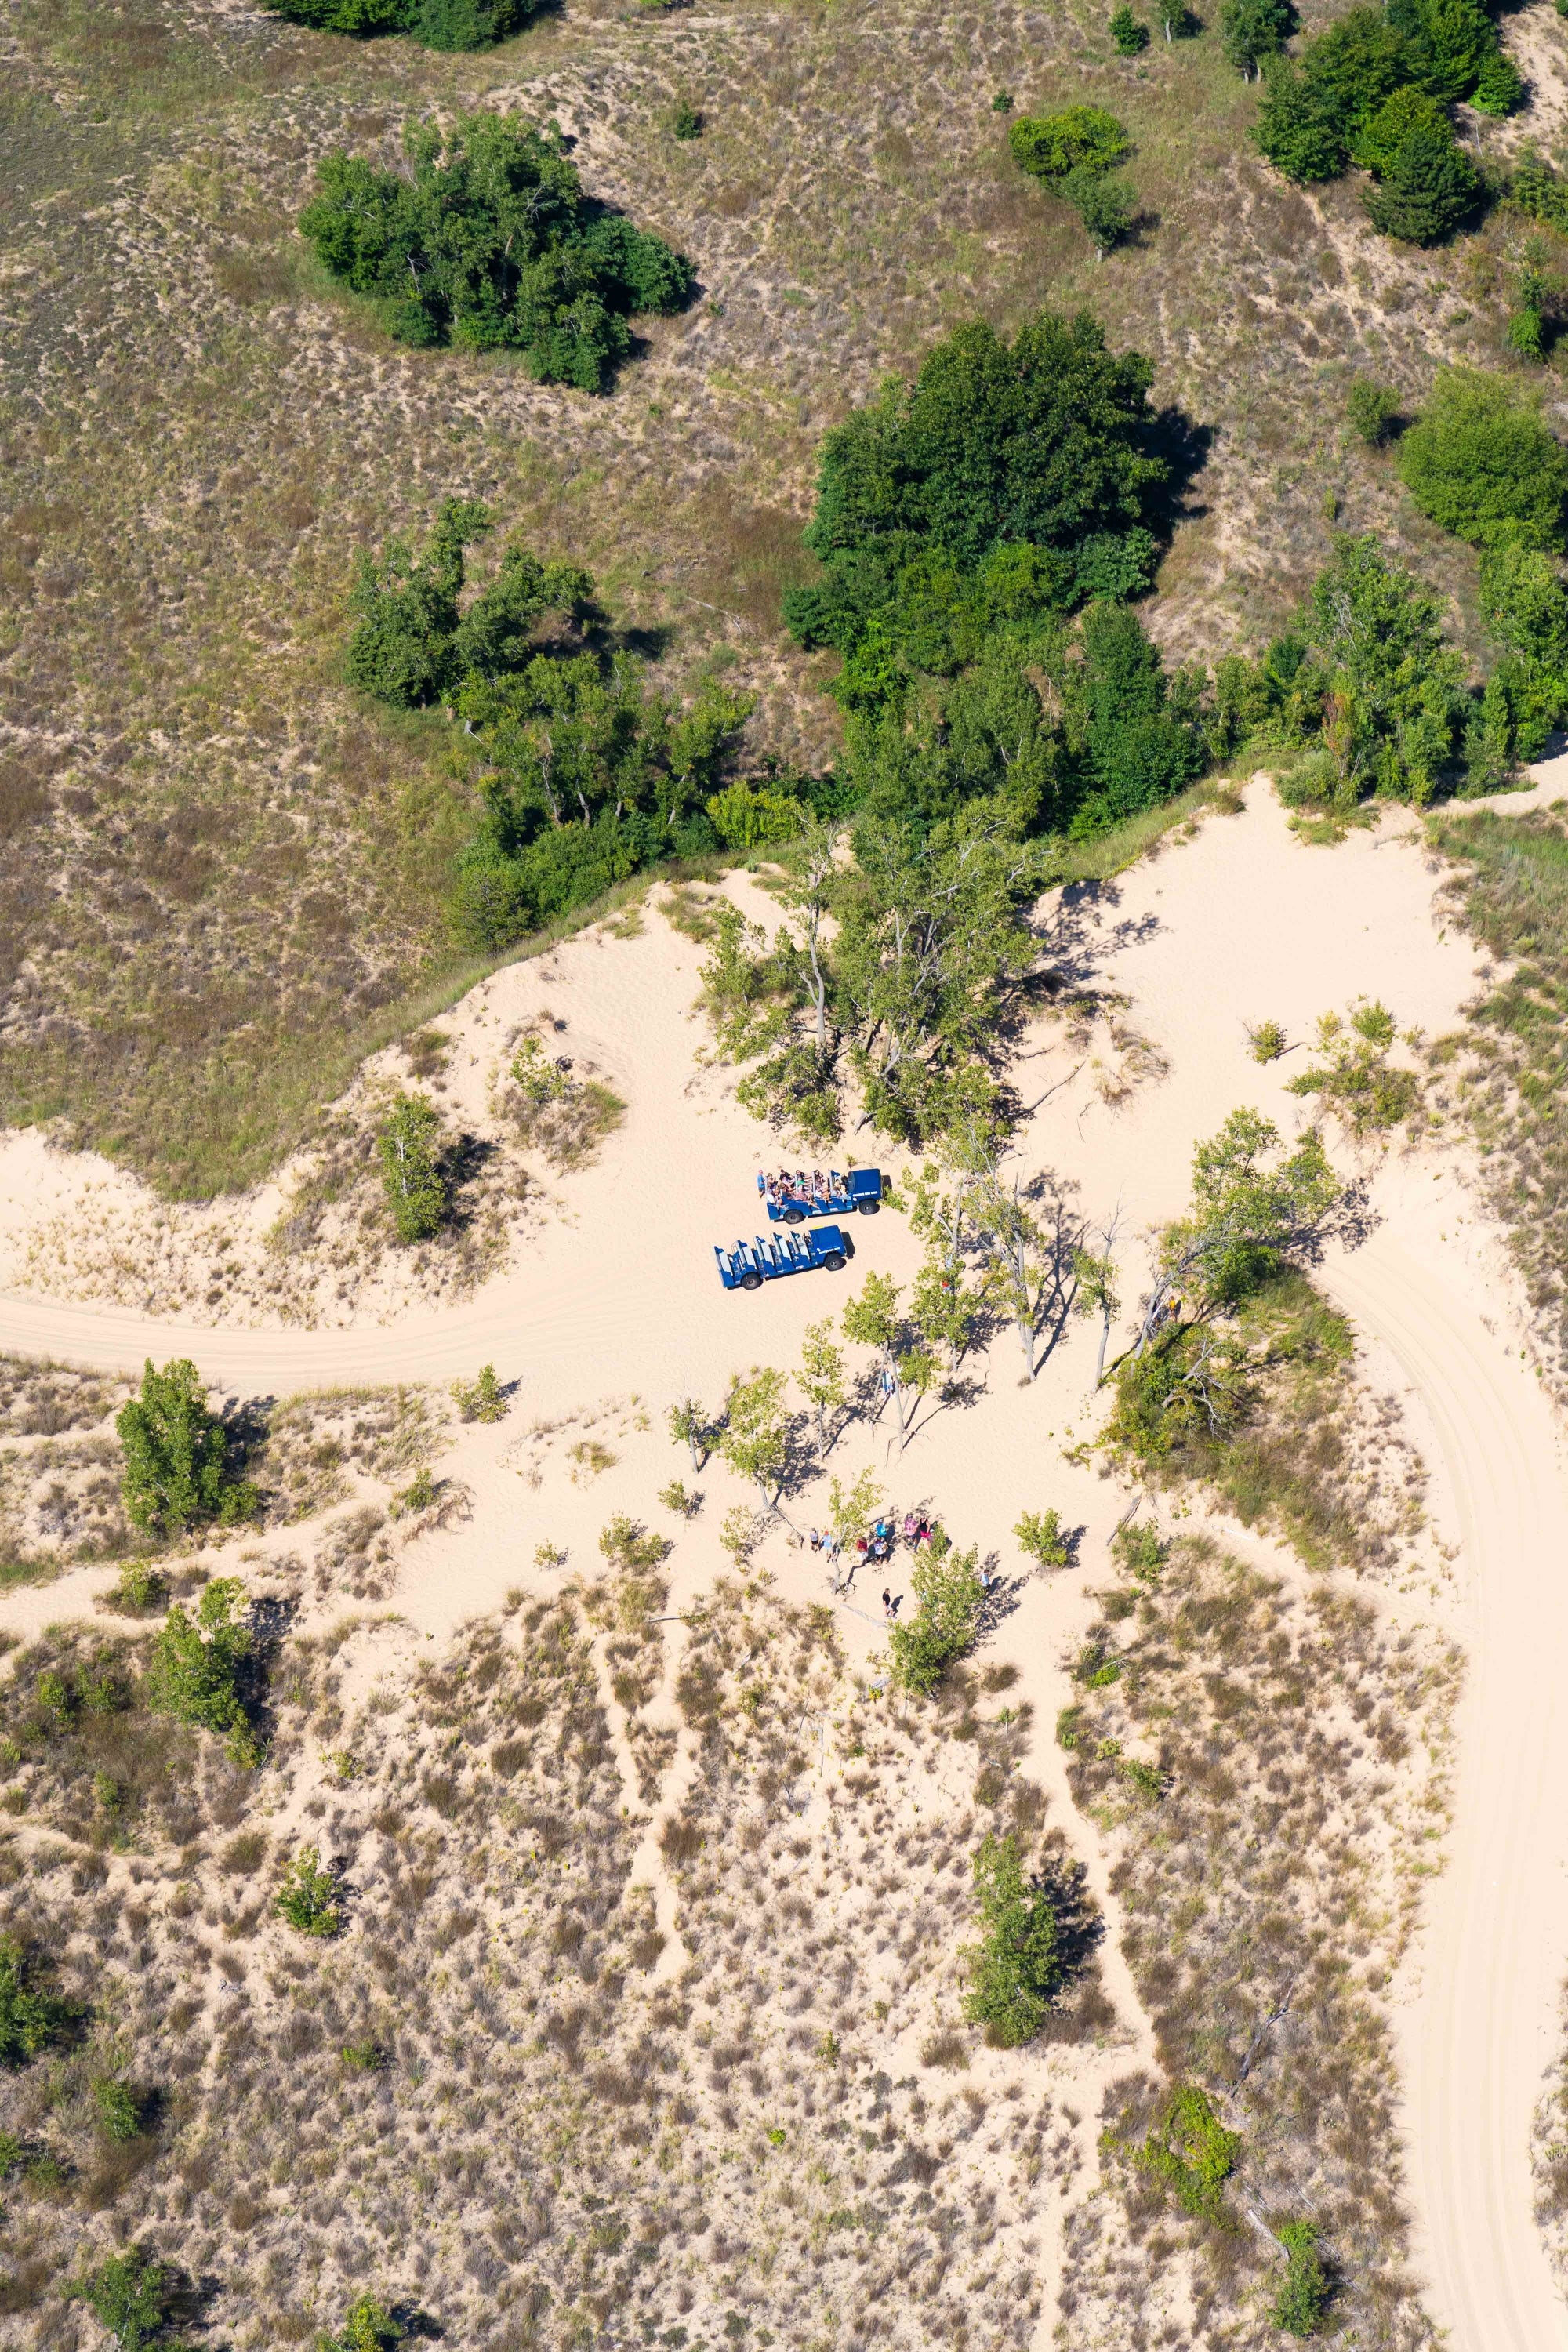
(7, 779), (1568, 2338)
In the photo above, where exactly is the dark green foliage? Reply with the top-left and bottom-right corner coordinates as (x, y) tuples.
(1399, 368), (1568, 549)
(68, 2249), (173, 2350)
(1351, 83), (1449, 177)
(1512, 142), (1568, 235)
(264, 0), (535, 43)
(93, 2073), (144, 2141)
(378, 1093), (448, 1241)
(147, 1576), (260, 1767)
(1472, 540), (1568, 766)
(1220, 0), (1294, 78)
(1007, 107), (1131, 184)
(1063, 167), (1137, 256)
(1386, 0), (1502, 103)
(0, 1934), (71, 2064)
(1471, 43), (1524, 113)
(1304, 532), (1468, 800)
(1110, 4), (1150, 50)
(1272, 2220), (1334, 2334)
(278, 1843), (343, 1937)
(344, 495), (493, 708)
(784, 310), (1167, 721)
(1301, 5), (1407, 132)
(116, 1357), (257, 1537)
(961, 1832), (1064, 2044)
(671, 101), (703, 139)
(298, 114), (693, 387)
(1068, 600), (1206, 833)
(1253, 64), (1347, 184)
(1346, 377), (1401, 445)
(1133, 2082), (1240, 2222)
(1363, 116), (1479, 242)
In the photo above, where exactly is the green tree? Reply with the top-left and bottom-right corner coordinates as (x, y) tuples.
(1014, 1508), (1071, 1568)
(1069, 599), (1206, 830)
(299, 114), (694, 383)
(888, 1541), (985, 1693)
(147, 1577), (260, 1767)
(1301, 5), (1409, 129)
(344, 496), (490, 707)
(277, 1845), (343, 1937)
(1062, 167), (1137, 257)
(1007, 106), (1131, 184)
(826, 1465), (885, 1556)
(452, 1364), (507, 1422)
(667, 1396), (710, 1472)
(842, 1272), (916, 1441)
(1351, 83), (1450, 177)
(1363, 117), (1480, 244)
(716, 1367), (791, 1508)
(961, 1832), (1064, 2044)
(117, 1357), (256, 1537)
(1109, 5), (1149, 51)
(1272, 2220), (1334, 2335)
(0, 1933), (71, 2064)
(1219, 0), (1293, 78)
(378, 1093), (449, 1243)
(1253, 63), (1348, 183)
(1072, 1229), (1121, 1385)
(68, 2249), (172, 2351)
(264, 0), (535, 44)
(1399, 367), (1568, 549)
(797, 1319), (851, 1455)
(1305, 532), (1468, 801)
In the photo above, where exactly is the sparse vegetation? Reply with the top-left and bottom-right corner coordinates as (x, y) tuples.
(1287, 999), (1423, 1136)
(452, 1364), (506, 1423)
(276, 1843), (343, 1938)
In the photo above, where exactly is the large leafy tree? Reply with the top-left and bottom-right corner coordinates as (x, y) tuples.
(299, 114), (694, 385)
(147, 1577), (260, 1768)
(1305, 532), (1469, 801)
(1219, 0), (1294, 79)
(784, 311), (1167, 674)
(116, 1359), (256, 1537)
(1398, 367), (1568, 549)
(1363, 114), (1479, 242)
(264, 0), (536, 46)
(961, 1833), (1065, 2045)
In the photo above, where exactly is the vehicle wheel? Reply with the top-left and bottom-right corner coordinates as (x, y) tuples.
(741, 1269), (764, 1291)
(822, 1250), (847, 1272)
(857, 1200), (880, 1216)
(783, 1207), (805, 1226)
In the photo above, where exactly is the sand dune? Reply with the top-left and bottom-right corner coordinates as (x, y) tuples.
(5, 779), (1568, 2344)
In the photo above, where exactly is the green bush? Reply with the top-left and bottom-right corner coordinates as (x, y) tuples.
(1399, 368), (1568, 550)
(1014, 1508), (1070, 1569)
(1254, 63), (1348, 183)
(277, 1845), (343, 1938)
(67, 2248), (172, 2350)
(299, 114), (694, 385)
(1272, 2220), (1333, 2334)
(1109, 5), (1149, 51)
(1287, 1000), (1422, 1134)
(452, 1364), (507, 1422)
(1134, 2081), (1240, 2221)
(960, 1831), (1064, 2044)
(0, 1934), (71, 2064)
(316, 2293), (407, 2352)
(1345, 377), (1401, 446)
(888, 1542), (985, 1694)
(1008, 105), (1131, 183)
(378, 1094), (448, 1243)
(264, 0), (537, 45)
(670, 100), (703, 138)
(93, 2074), (143, 2142)
(1219, 0), (1294, 78)
(147, 1577), (259, 1768)
(116, 1358), (257, 1538)
(1363, 116), (1479, 244)
(1063, 166), (1137, 257)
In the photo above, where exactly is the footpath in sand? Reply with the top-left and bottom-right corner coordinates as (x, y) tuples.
(4, 780), (1568, 2347)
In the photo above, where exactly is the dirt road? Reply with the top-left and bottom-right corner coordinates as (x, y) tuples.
(1323, 1230), (1568, 2352)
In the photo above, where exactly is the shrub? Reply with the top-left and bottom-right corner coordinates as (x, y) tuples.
(1287, 1000), (1422, 1134)
(1253, 62), (1346, 184)
(391, 1466), (438, 1518)
(378, 1094), (448, 1242)
(1007, 106), (1131, 183)
(342, 2040), (385, 2073)
(1272, 2220), (1333, 2333)
(277, 1845), (343, 1938)
(263, 0), (536, 45)
(889, 1543), (984, 1694)
(452, 1364), (507, 1422)
(147, 1577), (258, 1766)
(1220, 0), (1293, 78)
(67, 2249), (172, 2350)
(510, 1036), (571, 1106)
(1109, 5), (1149, 51)
(658, 1479), (698, 1516)
(1134, 2081), (1240, 2221)
(1063, 167), (1137, 257)
(1346, 377), (1401, 446)
(315, 2295), (406, 2352)
(1112, 1521), (1168, 1581)
(720, 1504), (760, 1562)
(1399, 368), (1568, 550)
(117, 1358), (256, 1537)
(1247, 1017), (1287, 1062)
(670, 100), (703, 138)
(0, 1935), (71, 2063)
(960, 1831), (1064, 2044)
(598, 1514), (669, 1572)
(93, 2074), (143, 2141)
(1014, 1508), (1070, 1569)
(108, 1561), (165, 1615)
(299, 114), (694, 386)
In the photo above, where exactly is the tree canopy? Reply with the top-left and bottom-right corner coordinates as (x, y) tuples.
(299, 114), (694, 387)
(116, 1358), (256, 1537)
(1398, 368), (1568, 550)
(263, 0), (536, 46)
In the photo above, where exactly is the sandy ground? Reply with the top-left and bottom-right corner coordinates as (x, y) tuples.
(5, 774), (1568, 2345)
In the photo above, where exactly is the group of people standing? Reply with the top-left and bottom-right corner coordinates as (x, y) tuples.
(807, 1509), (937, 1606)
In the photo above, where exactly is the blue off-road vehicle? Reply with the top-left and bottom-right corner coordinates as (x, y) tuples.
(757, 1167), (882, 1225)
(715, 1226), (855, 1292)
